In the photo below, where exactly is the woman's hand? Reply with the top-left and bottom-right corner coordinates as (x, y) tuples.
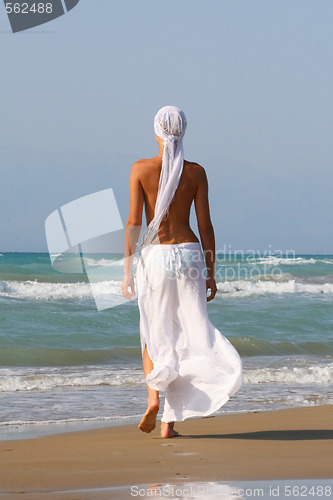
(206, 277), (217, 302)
(121, 273), (136, 300)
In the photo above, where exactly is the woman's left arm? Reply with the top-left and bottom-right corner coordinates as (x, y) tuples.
(121, 162), (144, 299)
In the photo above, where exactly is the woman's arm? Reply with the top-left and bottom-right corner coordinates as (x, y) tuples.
(121, 162), (144, 299)
(194, 166), (217, 302)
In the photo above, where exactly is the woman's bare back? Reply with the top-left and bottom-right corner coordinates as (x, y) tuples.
(136, 156), (202, 244)
(122, 107), (216, 303)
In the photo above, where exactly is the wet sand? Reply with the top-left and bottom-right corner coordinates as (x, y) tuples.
(0, 405), (332, 498)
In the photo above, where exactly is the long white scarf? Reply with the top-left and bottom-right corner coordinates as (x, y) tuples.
(140, 105), (187, 247)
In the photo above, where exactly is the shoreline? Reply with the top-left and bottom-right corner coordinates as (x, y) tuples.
(0, 406), (287, 443)
(0, 402), (326, 442)
(0, 405), (332, 496)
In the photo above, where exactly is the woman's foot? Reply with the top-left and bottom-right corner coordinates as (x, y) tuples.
(161, 421), (179, 438)
(138, 397), (159, 433)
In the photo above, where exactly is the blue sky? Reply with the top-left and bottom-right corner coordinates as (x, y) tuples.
(1, 0), (332, 253)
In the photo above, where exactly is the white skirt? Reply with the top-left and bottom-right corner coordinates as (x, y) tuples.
(136, 242), (243, 423)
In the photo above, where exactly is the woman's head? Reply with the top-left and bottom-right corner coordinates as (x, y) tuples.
(154, 106), (187, 144)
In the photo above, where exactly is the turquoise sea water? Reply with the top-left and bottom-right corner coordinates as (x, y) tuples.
(0, 252), (332, 439)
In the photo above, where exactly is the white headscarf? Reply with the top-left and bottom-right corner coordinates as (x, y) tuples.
(140, 105), (187, 247)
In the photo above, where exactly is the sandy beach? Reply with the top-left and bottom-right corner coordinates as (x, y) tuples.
(0, 405), (332, 498)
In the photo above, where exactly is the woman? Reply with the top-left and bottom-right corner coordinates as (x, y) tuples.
(121, 106), (243, 438)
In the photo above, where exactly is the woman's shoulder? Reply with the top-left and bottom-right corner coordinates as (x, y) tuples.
(132, 157), (155, 168)
(131, 157), (160, 175)
(131, 158), (207, 182)
(183, 160), (207, 179)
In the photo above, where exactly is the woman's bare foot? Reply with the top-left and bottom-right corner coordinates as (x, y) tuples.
(161, 421), (179, 438)
(138, 397), (159, 433)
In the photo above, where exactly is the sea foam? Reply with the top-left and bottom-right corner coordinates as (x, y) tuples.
(1, 276), (333, 301)
(217, 279), (333, 297)
(0, 363), (331, 393)
(0, 368), (144, 392)
(248, 256), (318, 266)
(244, 363), (333, 385)
(0, 279), (121, 300)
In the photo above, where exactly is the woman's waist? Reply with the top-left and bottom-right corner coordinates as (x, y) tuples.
(154, 223), (199, 245)
(151, 241), (201, 249)
(138, 241), (203, 262)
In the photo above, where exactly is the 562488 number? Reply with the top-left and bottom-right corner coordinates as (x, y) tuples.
(285, 485), (332, 497)
(5, 3), (53, 14)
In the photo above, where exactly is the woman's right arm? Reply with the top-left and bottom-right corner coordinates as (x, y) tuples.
(194, 165), (217, 302)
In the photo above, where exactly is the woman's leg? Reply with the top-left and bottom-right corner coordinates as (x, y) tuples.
(140, 346), (179, 437)
(138, 345), (160, 433)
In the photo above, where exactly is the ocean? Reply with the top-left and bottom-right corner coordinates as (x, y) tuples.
(0, 252), (332, 440)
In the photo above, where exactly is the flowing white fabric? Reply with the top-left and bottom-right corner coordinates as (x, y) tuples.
(136, 242), (243, 423)
(140, 105), (187, 247)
